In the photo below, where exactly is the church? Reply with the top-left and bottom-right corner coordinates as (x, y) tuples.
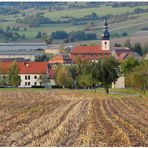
(48, 18), (141, 88)
(70, 18), (140, 63)
(70, 18), (111, 63)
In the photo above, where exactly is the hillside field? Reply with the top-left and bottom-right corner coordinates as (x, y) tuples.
(0, 4), (148, 41)
(0, 90), (147, 147)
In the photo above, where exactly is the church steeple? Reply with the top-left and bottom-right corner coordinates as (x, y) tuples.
(101, 17), (110, 40)
(101, 17), (110, 50)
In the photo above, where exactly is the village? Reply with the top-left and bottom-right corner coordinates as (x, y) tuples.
(0, 2), (148, 147)
(0, 18), (144, 91)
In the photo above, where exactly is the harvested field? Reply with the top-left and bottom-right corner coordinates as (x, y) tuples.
(0, 90), (147, 147)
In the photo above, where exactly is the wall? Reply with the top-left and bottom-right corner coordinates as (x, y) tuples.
(112, 76), (125, 89)
(19, 74), (43, 88)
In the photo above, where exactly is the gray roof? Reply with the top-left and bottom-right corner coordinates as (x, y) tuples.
(0, 43), (48, 51)
(0, 50), (44, 55)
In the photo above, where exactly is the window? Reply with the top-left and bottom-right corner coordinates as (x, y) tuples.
(28, 75), (30, 80)
(25, 75), (27, 80)
(28, 82), (30, 85)
(25, 82), (27, 86)
(34, 82), (37, 86)
(105, 41), (107, 45)
(34, 75), (37, 79)
(40, 82), (42, 86)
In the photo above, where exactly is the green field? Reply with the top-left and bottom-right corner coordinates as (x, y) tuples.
(44, 5), (148, 19)
(0, 4), (148, 42)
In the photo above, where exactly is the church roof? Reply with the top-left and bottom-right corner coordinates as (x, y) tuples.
(72, 46), (110, 54)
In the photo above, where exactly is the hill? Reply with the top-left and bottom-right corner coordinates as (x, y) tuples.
(0, 2), (148, 42)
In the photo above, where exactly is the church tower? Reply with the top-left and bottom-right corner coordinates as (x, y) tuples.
(101, 18), (110, 50)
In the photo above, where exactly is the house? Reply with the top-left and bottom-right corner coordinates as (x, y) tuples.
(49, 54), (72, 64)
(0, 62), (49, 88)
(44, 45), (60, 55)
(71, 46), (111, 63)
(111, 47), (141, 62)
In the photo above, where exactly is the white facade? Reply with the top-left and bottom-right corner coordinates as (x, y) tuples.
(101, 40), (110, 50)
(19, 74), (43, 88)
(112, 76), (125, 89)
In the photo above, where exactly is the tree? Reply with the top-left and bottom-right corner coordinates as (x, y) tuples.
(77, 63), (97, 90)
(55, 65), (73, 88)
(121, 57), (140, 76)
(114, 43), (121, 47)
(0, 64), (8, 87)
(35, 31), (42, 39)
(123, 39), (132, 49)
(142, 43), (148, 54)
(132, 42), (143, 56)
(69, 65), (78, 89)
(126, 61), (148, 94)
(8, 62), (21, 87)
(92, 57), (119, 94)
(6, 26), (11, 31)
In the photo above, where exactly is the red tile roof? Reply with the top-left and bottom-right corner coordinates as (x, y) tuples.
(0, 62), (48, 74)
(72, 45), (110, 54)
(49, 54), (72, 64)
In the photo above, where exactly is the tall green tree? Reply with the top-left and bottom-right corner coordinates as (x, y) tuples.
(8, 62), (21, 87)
(121, 57), (140, 76)
(92, 57), (119, 94)
(126, 61), (148, 94)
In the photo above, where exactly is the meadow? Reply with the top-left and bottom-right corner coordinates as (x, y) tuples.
(0, 89), (147, 146)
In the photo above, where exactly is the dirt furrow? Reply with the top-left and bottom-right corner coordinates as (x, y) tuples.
(113, 98), (148, 128)
(20, 101), (79, 146)
(104, 99), (147, 146)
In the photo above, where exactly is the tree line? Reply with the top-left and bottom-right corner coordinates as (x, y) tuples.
(36, 30), (97, 43)
(55, 56), (148, 94)
(121, 57), (148, 94)
(55, 57), (119, 94)
(0, 27), (25, 41)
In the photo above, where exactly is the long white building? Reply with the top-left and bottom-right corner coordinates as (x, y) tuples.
(0, 62), (49, 88)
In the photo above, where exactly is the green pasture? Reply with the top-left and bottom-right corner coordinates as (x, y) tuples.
(44, 5), (148, 19)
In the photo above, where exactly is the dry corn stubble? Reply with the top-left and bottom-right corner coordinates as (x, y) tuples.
(0, 89), (147, 147)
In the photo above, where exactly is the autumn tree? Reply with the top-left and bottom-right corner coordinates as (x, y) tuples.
(55, 65), (73, 88)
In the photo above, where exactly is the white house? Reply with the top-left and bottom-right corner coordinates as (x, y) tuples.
(0, 62), (49, 88)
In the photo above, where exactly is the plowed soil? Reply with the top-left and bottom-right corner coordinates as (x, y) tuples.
(0, 90), (147, 147)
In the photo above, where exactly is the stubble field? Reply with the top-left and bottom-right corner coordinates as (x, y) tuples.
(0, 90), (147, 147)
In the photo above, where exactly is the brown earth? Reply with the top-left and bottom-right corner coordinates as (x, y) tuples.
(0, 90), (147, 147)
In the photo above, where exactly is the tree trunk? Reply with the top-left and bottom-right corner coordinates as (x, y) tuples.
(143, 83), (146, 95)
(105, 86), (109, 94)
